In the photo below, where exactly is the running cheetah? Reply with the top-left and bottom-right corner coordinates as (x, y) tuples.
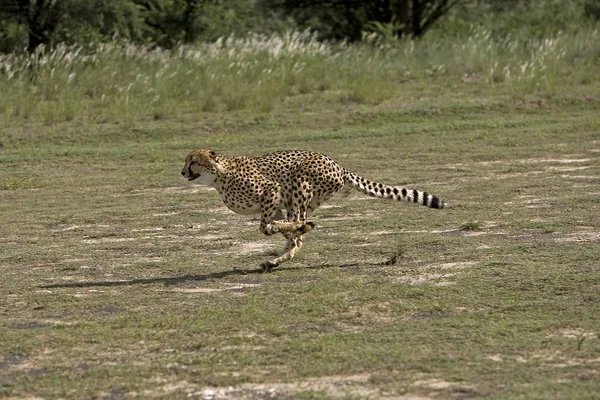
(181, 149), (445, 272)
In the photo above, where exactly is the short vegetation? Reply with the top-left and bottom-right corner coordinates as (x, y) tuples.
(1, 1), (599, 399)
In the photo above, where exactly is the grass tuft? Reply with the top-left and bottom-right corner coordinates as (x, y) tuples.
(460, 221), (481, 231)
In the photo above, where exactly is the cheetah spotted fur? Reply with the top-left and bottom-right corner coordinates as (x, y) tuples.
(181, 149), (445, 272)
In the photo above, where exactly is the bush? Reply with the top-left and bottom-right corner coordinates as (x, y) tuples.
(434, 0), (597, 40)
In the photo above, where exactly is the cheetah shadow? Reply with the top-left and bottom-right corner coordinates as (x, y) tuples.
(39, 262), (384, 289)
(40, 268), (262, 289)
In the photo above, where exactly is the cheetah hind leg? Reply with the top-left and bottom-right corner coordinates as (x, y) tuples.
(261, 211), (312, 273)
(260, 214), (314, 238)
(261, 236), (305, 273)
(261, 217), (314, 272)
(270, 220), (315, 237)
(260, 189), (314, 272)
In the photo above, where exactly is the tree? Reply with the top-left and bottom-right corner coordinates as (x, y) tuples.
(134, 0), (210, 47)
(0, 0), (65, 51)
(266, 0), (464, 41)
(0, 0), (147, 52)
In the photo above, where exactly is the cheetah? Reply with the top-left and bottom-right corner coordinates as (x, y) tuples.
(181, 149), (445, 272)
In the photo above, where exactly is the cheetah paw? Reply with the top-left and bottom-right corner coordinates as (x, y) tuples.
(261, 260), (278, 273)
(296, 221), (316, 234)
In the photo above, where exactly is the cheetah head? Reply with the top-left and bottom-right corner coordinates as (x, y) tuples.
(181, 149), (220, 186)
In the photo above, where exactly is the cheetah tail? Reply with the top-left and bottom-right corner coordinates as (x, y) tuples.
(343, 171), (446, 209)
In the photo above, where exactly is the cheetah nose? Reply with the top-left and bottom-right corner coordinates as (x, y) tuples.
(181, 171), (186, 176)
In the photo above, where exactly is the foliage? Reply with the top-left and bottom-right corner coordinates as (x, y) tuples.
(0, 0), (599, 52)
(0, 0), (147, 52)
(0, 0), (283, 52)
(0, 19), (27, 53)
(56, 0), (146, 44)
(437, 0), (599, 39)
(585, 0), (600, 21)
(266, 0), (464, 41)
(134, 0), (285, 48)
(0, 0), (65, 52)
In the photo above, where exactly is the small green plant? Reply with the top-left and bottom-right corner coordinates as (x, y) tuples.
(460, 221), (481, 231)
(0, 176), (39, 190)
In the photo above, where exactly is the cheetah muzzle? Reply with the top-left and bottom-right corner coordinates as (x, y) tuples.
(181, 149), (445, 271)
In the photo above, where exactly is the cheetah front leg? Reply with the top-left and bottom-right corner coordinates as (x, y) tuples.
(262, 236), (304, 272)
(258, 189), (314, 239)
(261, 228), (313, 272)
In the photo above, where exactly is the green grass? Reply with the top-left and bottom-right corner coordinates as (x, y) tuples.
(1, 33), (600, 399)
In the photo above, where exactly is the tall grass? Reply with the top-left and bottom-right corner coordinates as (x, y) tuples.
(0, 28), (598, 125)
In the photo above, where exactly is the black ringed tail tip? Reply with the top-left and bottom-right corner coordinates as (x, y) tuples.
(345, 172), (446, 209)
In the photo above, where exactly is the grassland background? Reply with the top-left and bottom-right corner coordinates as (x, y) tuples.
(1, 26), (600, 399)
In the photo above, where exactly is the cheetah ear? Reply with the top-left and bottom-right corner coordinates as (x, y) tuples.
(209, 150), (217, 158)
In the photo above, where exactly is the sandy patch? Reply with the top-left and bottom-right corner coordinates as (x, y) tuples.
(196, 234), (232, 241)
(391, 262), (476, 287)
(560, 174), (597, 179)
(152, 211), (182, 216)
(112, 186), (213, 198)
(554, 231), (600, 243)
(73, 289), (106, 298)
(238, 242), (278, 255)
(547, 166), (592, 172)
(532, 158), (590, 164)
(545, 358), (600, 368)
(132, 227), (165, 232)
(317, 212), (364, 222)
(388, 396), (434, 400)
(57, 224), (111, 232)
(495, 171), (546, 179)
(437, 262), (476, 270)
(319, 204), (342, 209)
(61, 258), (88, 263)
(190, 373), (375, 399)
(413, 378), (474, 392)
(395, 272), (459, 287)
(133, 257), (163, 263)
(208, 206), (238, 215)
(3, 397), (45, 400)
(519, 347), (600, 369)
(451, 158), (591, 167)
(149, 234), (232, 242)
(413, 379), (453, 390)
(173, 283), (261, 294)
(399, 229), (458, 234)
(370, 230), (397, 235)
(82, 237), (139, 244)
(138, 186), (213, 194)
(550, 328), (597, 339)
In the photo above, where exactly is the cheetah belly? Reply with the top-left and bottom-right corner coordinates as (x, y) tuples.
(224, 202), (261, 215)
(223, 200), (286, 216)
